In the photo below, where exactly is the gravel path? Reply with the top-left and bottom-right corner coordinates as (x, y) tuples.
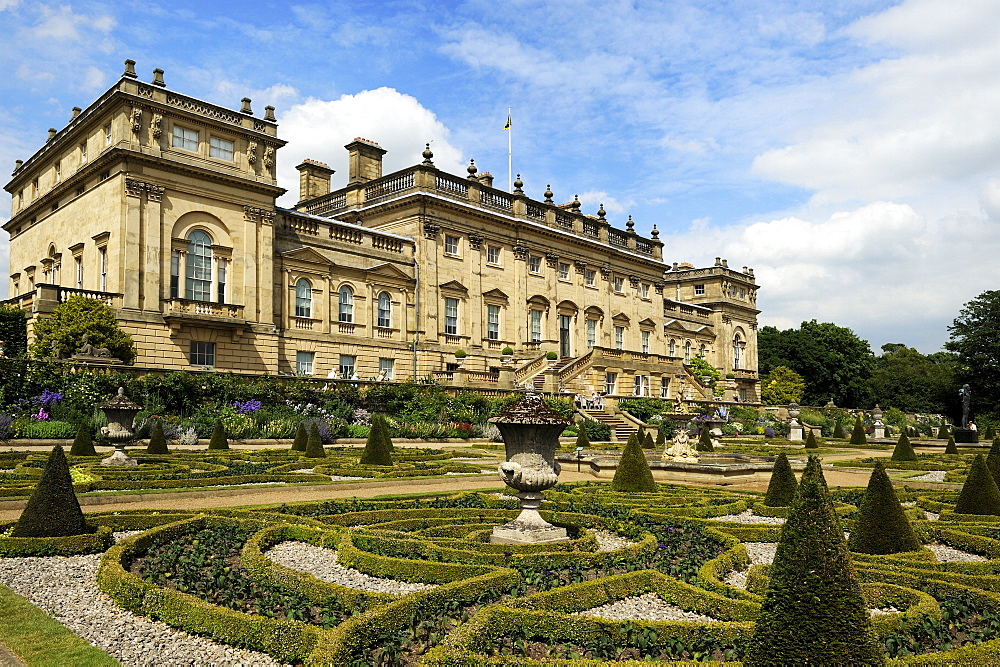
(724, 542), (778, 590)
(708, 509), (785, 525)
(926, 543), (988, 563)
(574, 592), (717, 622)
(910, 471), (947, 482)
(265, 541), (436, 594)
(591, 530), (635, 552)
(924, 510), (940, 521)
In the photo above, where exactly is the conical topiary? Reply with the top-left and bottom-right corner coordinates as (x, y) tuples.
(611, 430), (657, 492)
(696, 427), (714, 452)
(988, 437), (1000, 485)
(833, 422), (847, 439)
(745, 456), (883, 666)
(360, 414), (392, 466)
(937, 425), (950, 439)
(208, 420), (229, 450)
(574, 426), (590, 451)
(985, 426), (996, 439)
(146, 419), (169, 454)
(945, 436), (959, 455)
(849, 416), (868, 445)
(305, 423), (326, 458)
(804, 429), (818, 449)
(848, 461), (921, 555)
(655, 426), (665, 448)
(11, 445), (87, 538)
(891, 431), (917, 462)
(642, 430), (655, 449)
(763, 453), (797, 507)
(69, 422), (97, 456)
(291, 422), (308, 452)
(955, 454), (1000, 516)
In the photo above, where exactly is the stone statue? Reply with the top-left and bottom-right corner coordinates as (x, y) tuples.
(960, 384), (972, 427)
(664, 428), (699, 462)
(78, 334), (112, 357)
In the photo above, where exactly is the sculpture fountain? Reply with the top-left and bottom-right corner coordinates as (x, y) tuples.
(98, 387), (142, 467)
(490, 393), (571, 545)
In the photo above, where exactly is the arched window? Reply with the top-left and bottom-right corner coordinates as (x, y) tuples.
(295, 278), (312, 318)
(699, 343), (707, 358)
(186, 230), (212, 301)
(669, 339), (676, 356)
(684, 341), (691, 362)
(338, 285), (354, 323)
(733, 334), (742, 369)
(377, 291), (391, 328)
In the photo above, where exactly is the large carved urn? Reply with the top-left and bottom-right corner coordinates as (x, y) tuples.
(489, 393), (571, 545)
(98, 387), (142, 466)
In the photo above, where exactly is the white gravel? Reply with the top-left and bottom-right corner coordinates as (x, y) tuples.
(0, 552), (280, 666)
(745, 542), (778, 565)
(871, 607), (901, 616)
(591, 530), (635, 552)
(926, 543), (988, 563)
(910, 471), (947, 482)
(708, 509), (785, 525)
(265, 541), (436, 594)
(574, 592), (717, 622)
(924, 510), (940, 521)
(329, 475), (366, 481)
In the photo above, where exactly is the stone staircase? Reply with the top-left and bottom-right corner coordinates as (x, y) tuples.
(530, 357), (577, 391)
(580, 409), (640, 442)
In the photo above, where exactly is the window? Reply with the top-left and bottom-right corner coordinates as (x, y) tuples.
(739, 388), (748, 402)
(684, 341), (691, 361)
(185, 230), (212, 301)
(31, 178), (38, 196)
(585, 269), (596, 286)
(377, 291), (392, 328)
(669, 338), (676, 357)
(75, 256), (83, 289)
(634, 375), (650, 397)
(190, 341), (215, 367)
(487, 304), (500, 340)
(614, 326), (624, 350)
(99, 248), (107, 292)
(338, 354), (357, 378)
(76, 185), (85, 197)
(586, 319), (596, 348)
(104, 124), (112, 147)
(613, 276), (624, 292)
(739, 288), (746, 299)
(694, 284), (705, 295)
(528, 255), (542, 273)
(733, 334), (742, 369)
(99, 171), (110, 181)
(444, 235), (459, 255)
(605, 372), (618, 395)
(296, 351), (315, 376)
(487, 245), (501, 264)
(216, 258), (227, 304)
(338, 286), (354, 322)
(379, 357), (395, 380)
(295, 278), (312, 318)
(172, 125), (198, 152)
(641, 330), (650, 354)
(699, 343), (707, 357)
(660, 378), (670, 398)
(170, 250), (180, 298)
(54, 161), (61, 182)
(444, 297), (459, 335)
(558, 262), (570, 281)
(641, 283), (650, 299)
(80, 142), (87, 163)
(530, 309), (542, 341)
(209, 136), (234, 161)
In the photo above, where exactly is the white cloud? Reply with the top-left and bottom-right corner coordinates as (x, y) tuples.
(276, 88), (465, 206)
(28, 5), (115, 42)
(0, 0), (21, 11)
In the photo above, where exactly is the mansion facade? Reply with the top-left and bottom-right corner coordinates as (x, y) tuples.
(3, 61), (761, 403)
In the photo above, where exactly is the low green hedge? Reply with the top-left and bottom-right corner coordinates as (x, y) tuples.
(0, 524), (113, 556)
(696, 543), (762, 602)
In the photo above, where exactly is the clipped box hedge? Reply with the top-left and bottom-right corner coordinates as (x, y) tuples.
(0, 523), (113, 557)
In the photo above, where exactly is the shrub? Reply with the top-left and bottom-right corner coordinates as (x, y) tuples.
(945, 436), (959, 455)
(849, 416), (867, 445)
(501, 347), (514, 356)
(146, 420), (169, 455)
(988, 437), (1000, 485)
(891, 431), (918, 462)
(763, 453), (797, 507)
(454, 349), (467, 359)
(833, 422), (847, 439)
(580, 419), (610, 442)
(291, 422), (308, 452)
(642, 431), (655, 450)
(955, 454), (1000, 516)
(655, 425), (665, 448)
(305, 423), (326, 458)
(804, 429), (818, 449)
(696, 427), (714, 452)
(11, 446), (88, 538)
(937, 425), (950, 439)
(69, 422), (97, 456)
(545, 351), (558, 360)
(29, 296), (136, 364)
(745, 456), (882, 665)
(208, 420), (229, 450)
(848, 461), (921, 555)
(361, 414), (393, 466)
(610, 431), (656, 492)
(616, 398), (671, 423)
(574, 427), (590, 451)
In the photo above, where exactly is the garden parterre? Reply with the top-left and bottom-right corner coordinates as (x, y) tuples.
(4, 476), (1000, 664)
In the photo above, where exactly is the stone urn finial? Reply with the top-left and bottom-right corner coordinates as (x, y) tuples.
(98, 387), (142, 466)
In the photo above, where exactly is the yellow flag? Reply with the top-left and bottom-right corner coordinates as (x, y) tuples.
(504, 113), (511, 130)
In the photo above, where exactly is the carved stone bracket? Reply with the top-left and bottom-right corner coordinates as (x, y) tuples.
(130, 108), (142, 134)
(513, 244), (528, 261)
(574, 261), (586, 274)
(244, 206), (275, 225)
(468, 233), (484, 251)
(750, 321), (758, 330)
(247, 140), (258, 164)
(545, 253), (559, 268)
(125, 178), (163, 200)
(722, 314), (732, 324)
(150, 113), (162, 139)
(628, 275), (640, 288)
(654, 283), (664, 294)
(262, 145), (275, 169)
(422, 222), (440, 240)
(599, 266), (611, 279)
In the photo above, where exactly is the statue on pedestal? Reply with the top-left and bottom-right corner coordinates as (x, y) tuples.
(663, 428), (699, 462)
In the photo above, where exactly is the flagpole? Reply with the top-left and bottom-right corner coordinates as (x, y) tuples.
(507, 106), (512, 193)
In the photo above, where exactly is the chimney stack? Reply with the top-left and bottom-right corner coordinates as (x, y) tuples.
(295, 159), (336, 203)
(345, 138), (386, 184)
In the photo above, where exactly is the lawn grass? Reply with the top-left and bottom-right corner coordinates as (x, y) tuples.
(0, 584), (117, 666)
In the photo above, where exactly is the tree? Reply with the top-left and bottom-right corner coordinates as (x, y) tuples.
(696, 427), (714, 452)
(891, 432), (917, 462)
(305, 423), (326, 458)
(30, 296), (136, 364)
(955, 454), (1000, 516)
(208, 420), (229, 450)
(611, 431), (656, 492)
(11, 446), (88, 538)
(870, 345), (958, 414)
(360, 414), (393, 466)
(69, 422), (97, 456)
(760, 365), (805, 406)
(146, 420), (169, 454)
(291, 422), (308, 452)
(849, 462), (921, 555)
(763, 453), (797, 506)
(758, 321), (875, 407)
(850, 416), (868, 445)
(804, 429), (819, 449)
(946, 290), (1000, 422)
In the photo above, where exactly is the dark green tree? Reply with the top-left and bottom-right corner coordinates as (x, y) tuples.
(291, 422), (308, 452)
(891, 431), (917, 462)
(30, 295), (136, 364)
(987, 436), (1000, 485)
(955, 454), (1000, 516)
(0, 306), (28, 407)
(848, 461), (921, 555)
(11, 446), (88, 537)
(946, 290), (1000, 422)
(763, 453), (797, 506)
(574, 426), (591, 451)
(833, 422), (847, 439)
(696, 427), (714, 452)
(871, 345), (958, 414)
(655, 425), (665, 448)
(611, 431), (656, 492)
(69, 422), (97, 456)
(305, 423), (326, 458)
(360, 414), (393, 466)
(745, 456), (883, 665)
(208, 420), (229, 450)
(146, 420), (169, 454)
(804, 429), (818, 449)
(850, 416), (868, 445)
(760, 365), (806, 406)
(936, 425), (950, 439)
(945, 436), (959, 455)
(642, 430), (655, 450)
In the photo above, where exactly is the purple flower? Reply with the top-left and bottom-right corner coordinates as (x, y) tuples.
(36, 390), (63, 406)
(234, 399), (262, 414)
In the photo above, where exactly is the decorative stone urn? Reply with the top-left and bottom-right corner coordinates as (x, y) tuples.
(489, 393), (571, 545)
(98, 387), (142, 466)
(787, 402), (803, 442)
(872, 404), (886, 439)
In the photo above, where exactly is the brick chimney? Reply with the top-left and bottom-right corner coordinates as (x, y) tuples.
(295, 159), (336, 203)
(345, 138), (386, 184)
(477, 171), (494, 188)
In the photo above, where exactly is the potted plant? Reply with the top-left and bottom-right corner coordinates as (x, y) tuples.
(454, 349), (466, 367)
(546, 351), (558, 360)
(501, 346), (514, 364)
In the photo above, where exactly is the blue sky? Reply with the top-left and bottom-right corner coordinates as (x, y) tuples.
(2, 0), (999, 354)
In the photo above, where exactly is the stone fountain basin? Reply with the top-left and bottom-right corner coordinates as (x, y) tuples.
(556, 451), (806, 484)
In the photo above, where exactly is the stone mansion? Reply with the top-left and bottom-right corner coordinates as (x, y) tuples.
(3, 61), (761, 403)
